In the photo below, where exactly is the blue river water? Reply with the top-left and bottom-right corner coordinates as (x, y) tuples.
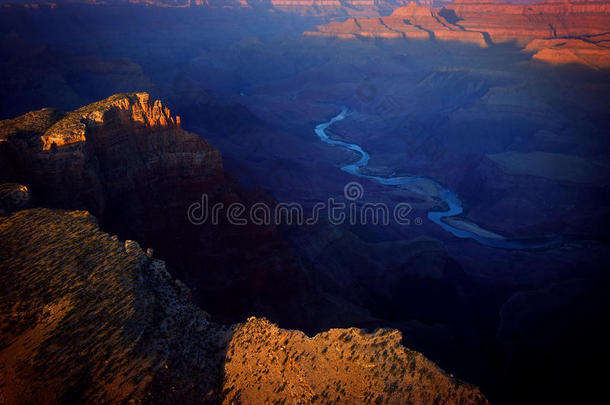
(315, 106), (567, 249)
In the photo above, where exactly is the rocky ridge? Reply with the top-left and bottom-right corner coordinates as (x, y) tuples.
(223, 317), (489, 404)
(0, 208), (489, 403)
(0, 93), (308, 328)
(0, 208), (229, 404)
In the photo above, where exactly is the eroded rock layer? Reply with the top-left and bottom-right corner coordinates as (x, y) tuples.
(304, 2), (489, 46)
(445, 0), (610, 45)
(304, 0), (610, 68)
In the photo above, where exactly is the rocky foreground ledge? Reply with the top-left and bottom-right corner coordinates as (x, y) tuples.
(0, 207), (489, 404)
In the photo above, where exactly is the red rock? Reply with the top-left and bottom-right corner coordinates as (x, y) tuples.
(305, 0), (610, 68)
(525, 37), (610, 69)
(445, 0), (610, 45)
(304, 2), (488, 46)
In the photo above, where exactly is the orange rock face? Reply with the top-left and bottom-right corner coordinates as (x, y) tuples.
(223, 317), (490, 404)
(445, 0), (610, 45)
(0, 207), (490, 404)
(304, 2), (489, 46)
(525, 37), (610, 69)
(305, 0), (610, 68)
(41, 92), (181, 150)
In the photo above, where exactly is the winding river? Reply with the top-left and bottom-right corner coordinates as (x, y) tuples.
(315, 106), (567, 249)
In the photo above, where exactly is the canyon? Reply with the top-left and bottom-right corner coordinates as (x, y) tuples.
(0, 96), (489, 404)
(305, 0), (610, 68)
(0, 93), (322, 329)
(0, 1), (609, 404)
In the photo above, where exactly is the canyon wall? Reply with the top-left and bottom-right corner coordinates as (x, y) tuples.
(0, 93), (313, 327)
(304, 2), (489, 45)
(0, 111), (489, 404)
(304, 0), (610, 68)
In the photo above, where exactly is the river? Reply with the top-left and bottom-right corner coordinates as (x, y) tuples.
(315, 106), (567, 249)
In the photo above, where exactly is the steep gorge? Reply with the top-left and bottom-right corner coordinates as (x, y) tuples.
(0, 95), (490, 404)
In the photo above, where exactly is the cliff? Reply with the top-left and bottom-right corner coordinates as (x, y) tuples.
(0, 207), (489, 404)
(524, 36), (610, 69)
(304, 2), (489, 46)
(0, 93), (308, 328)
(304, 0), (610, 68)
(444, 0), (610, 45)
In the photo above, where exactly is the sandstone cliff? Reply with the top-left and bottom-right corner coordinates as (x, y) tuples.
(445, 0), (610, 44)
(525, 36), (610, 69)
(0, 93), (309, 328)
(304, 2), (489, 46)
(304, 0), (610, 68)
(0, 207), (489, 404)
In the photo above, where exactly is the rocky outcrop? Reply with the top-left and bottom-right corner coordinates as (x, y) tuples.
(0, 92), (222, 225)
(0, 208), (229, 404)
(40, 92), (181, 150)
(0, 93), (306, 328)
(223, 317), (489, 404)
(0, 208), (489, 404)
(525, 37), (610, 69)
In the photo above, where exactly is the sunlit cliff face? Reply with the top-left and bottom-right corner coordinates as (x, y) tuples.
(305, 0), (610, 68)
(42, 93), (181, 150)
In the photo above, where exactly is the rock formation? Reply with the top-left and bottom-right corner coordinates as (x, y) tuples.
(223, 317), (489, 404)
(304, 2), (489, 46)
(444, 0), (610, 44)
(0, 93), (307, 328)
(0, 207), (489, 404)
(304, 0), (610, 68)
(444, 0), (610, 67)
(0, 208), (228, 404)
(525, 36), (610, 69)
